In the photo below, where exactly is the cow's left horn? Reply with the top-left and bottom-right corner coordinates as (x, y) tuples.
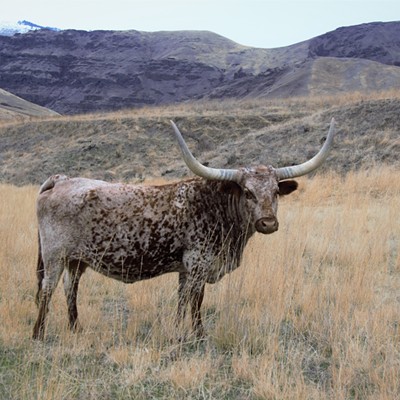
(275, 118), (336, 180)
(170, 121), (241, 182)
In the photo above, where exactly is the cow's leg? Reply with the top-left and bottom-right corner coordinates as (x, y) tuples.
(190, 280), (206, 338)
(179, 250), (210, 339)
(35, 234), (45, 307)
(177, 272), (206, 337)
(63, 261), (86, 332)
(32, 259), (64, 340)
(177, 272), (189, 330)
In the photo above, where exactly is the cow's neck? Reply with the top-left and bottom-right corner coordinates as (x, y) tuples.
(194, 179), (255, 252)
(191, 179), (254, 282)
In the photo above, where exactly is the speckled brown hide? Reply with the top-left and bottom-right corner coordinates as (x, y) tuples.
(33, 168), (297, 340)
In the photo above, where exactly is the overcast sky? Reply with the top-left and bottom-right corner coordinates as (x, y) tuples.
(3, 0), (400, 48)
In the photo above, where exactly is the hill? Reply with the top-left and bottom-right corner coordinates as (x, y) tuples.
(0, 87), (59, 121)
(0, 93), (399, 186)
(0, 21), (400, 114)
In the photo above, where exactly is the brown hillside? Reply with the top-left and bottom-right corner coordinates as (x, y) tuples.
(0, 88), (59, 121)
(0, 93), (399, 186)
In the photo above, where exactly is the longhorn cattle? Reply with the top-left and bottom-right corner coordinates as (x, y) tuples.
(33, 119), (336, 340)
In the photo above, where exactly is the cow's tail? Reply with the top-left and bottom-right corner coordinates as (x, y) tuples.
(39, 174), (69, 194)
(35, 232), (45, 307)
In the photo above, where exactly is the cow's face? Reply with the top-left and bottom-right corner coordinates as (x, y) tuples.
(237, 166), (298, 234)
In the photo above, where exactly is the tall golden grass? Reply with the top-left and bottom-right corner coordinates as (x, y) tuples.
(0, 166), (399, 399)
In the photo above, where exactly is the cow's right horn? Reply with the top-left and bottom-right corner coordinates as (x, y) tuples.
(170, 121), (242, 182)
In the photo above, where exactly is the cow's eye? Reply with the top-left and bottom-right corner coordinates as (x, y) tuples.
(244, 188), (256, 200)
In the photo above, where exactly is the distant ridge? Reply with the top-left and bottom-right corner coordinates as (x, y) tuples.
(0, 21), (399, 114)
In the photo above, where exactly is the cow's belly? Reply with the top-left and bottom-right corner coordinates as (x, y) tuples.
(74, 219), (186, 283)
(83, 247), (185, 284)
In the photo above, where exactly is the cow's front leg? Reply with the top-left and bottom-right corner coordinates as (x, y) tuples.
(177, 271), (206, 339)
(181, 249), (210, 338)
(176, 272), (189, 333)
(190, 280), (206, 338)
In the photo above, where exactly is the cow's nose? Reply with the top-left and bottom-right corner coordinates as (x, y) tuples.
(255, 217), (279, 234)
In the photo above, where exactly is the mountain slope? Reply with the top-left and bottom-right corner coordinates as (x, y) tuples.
(0, 21), (399, 114)
(308, 57), (400, 95)
(309, 21), (400, 66)
(0, 88), (59, 121)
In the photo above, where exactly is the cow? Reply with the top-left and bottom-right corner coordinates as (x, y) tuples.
(32, 118), (336, 340)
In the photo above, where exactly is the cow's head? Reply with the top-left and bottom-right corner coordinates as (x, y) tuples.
(170, 118), (336, 234)
(216, 165), (297, 234)
(233, 166), (298, 234)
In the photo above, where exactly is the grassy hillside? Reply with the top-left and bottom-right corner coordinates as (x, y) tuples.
(0, 91), (399, 186)
(0, 88), (59, 121)
(0, 167), (399, 399)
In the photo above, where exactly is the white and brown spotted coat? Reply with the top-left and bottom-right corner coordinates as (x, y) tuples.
(33, 118), (336, 340)
(33, 168), (298, 340)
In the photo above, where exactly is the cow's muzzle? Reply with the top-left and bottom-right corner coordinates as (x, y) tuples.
(255, 217), (279, 234)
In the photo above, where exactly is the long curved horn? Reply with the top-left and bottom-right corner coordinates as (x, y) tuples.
(275, 118), (336, 180)
(170, 121), (241, 182)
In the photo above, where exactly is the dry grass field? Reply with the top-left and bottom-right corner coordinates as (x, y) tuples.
(0, 166), (399, 399)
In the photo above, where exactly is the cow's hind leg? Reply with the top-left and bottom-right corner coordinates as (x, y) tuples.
(63, 261), (86, 332)
(32, 259), (64, 340)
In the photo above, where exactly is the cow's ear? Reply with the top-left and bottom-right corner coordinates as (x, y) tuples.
(278, 180), (298, 196)
(220, 181), (242, 197)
